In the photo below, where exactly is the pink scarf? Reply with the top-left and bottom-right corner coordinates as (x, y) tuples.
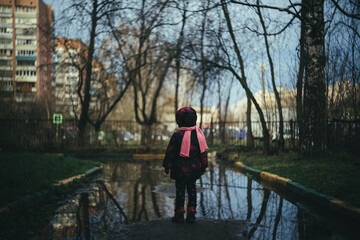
(179, 126), (208, 157)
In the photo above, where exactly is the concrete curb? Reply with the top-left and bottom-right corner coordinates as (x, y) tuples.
(0, 166), (102, 217)
(234, 161), (360, 222)
(70, 153), (132, 160)
(54, 166), (102, 186)
(70, 153), (166, 160)
(132, 154), (165, 160)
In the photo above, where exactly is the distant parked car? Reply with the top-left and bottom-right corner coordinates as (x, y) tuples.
(237, 129), (247, 139)
(115, 130), (135, 141)
(227, 128), (247, 140)
(152, 130), (170, 141)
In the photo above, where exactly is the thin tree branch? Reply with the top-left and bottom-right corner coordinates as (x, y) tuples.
(331, 0), (360, 20)
(230, 0), (302, 18)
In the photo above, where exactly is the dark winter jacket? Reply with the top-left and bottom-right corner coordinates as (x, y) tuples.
(163, 106), (208, 182)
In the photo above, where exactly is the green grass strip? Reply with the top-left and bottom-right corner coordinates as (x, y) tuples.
(235, 151), (360, 207)
(0, 152), (101, 207)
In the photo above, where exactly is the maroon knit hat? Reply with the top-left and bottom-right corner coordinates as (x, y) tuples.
(176, 106), (197, 127)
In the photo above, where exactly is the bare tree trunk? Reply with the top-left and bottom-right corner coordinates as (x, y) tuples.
(224, 78), (233, 123)
(141, 124), (153, 150)
(246, 93), (254, 149)
(199, 0), (210, 129)
(78, 0), (98, 144)
(351, 30), (358, 119)
(301, 0), (327, 154)
(200, 82), (206, 130)
(175, 59), (180, 112)
(217, 80), (225, 143)
(223, 77), (234, 143)
(257, 2), (284, 151)
(297, 10), (306, 151)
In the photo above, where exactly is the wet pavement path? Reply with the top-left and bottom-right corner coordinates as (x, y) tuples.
(35, 159), (360, 240)
(117, 218), (248, 240)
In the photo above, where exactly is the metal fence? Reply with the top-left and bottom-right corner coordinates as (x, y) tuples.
(0, 118), (358, 153)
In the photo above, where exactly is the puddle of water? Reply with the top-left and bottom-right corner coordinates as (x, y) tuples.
(34, 160), (359, 240)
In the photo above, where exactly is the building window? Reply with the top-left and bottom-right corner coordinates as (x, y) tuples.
(2, 81), (12, 87)
(0, 28), (12, 34)
(0, 60), (11, 66)
(0, 49), (12, 56)
(16, 70), (37, 76)
(0, 6), (12, 12)
(15, 18), (36, 25)
(1, 71), (12, 77)
(0, 39), (12, 44)
(17, 50), (36, 56)
(22, 28), (36, 36)
(16, 39), (35, 45)
(0, 18), (12, 23)
(17, 60), (35, 66)
(15, 6), (36, 13)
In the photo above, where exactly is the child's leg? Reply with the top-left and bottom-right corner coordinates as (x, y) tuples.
(175, 180), (186, 213)
(186, 180), (197, 213)
(173, 180), (185, 223)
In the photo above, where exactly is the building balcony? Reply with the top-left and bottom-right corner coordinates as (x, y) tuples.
(0, 44), (13, 49)
(1, 86), (13, 92)
(15, 23), (37, 29)
(0, 22), (12, 28)
(15, 13), (36, 18)
(0, 77), (12, 81)
(16, 45), (37, 50)
(0, 66), (12, 71)
(15, 76), (36, 82)
(15, 34), (36, 40)
(0, 12), (12, 18)
(0, 56), (12, 61)
(16, 56), (36, 61)
(16, 66), (36, 71)
(18, 85), (33, 92)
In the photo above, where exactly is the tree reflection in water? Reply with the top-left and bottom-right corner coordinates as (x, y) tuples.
(36, 160), (358, 240)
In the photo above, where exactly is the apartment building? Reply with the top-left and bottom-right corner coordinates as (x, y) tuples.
(0, 0), (53, 102)
(54, 37), (106, 119)
(90, 60), (105, 112)
(54, 38), (87, 117)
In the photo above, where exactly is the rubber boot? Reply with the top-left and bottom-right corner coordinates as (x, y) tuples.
(172, 209), (185, 223)
(186, 212), (196, 223)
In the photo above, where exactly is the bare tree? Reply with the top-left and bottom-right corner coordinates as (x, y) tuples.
(199, 0), (211, 129)
(174, 0), (189, 113)
(61, 0), (124, 143)
(256, 1), (285, 151)
(217, 76), (233, 143)
(109, 0), (175, 147)
(219, 0), (271, 153)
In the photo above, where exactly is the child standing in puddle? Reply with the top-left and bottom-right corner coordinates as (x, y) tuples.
(163, 106), (208, 223)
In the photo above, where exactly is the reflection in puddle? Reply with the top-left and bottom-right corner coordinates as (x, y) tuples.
(35, 160), (358, 240)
